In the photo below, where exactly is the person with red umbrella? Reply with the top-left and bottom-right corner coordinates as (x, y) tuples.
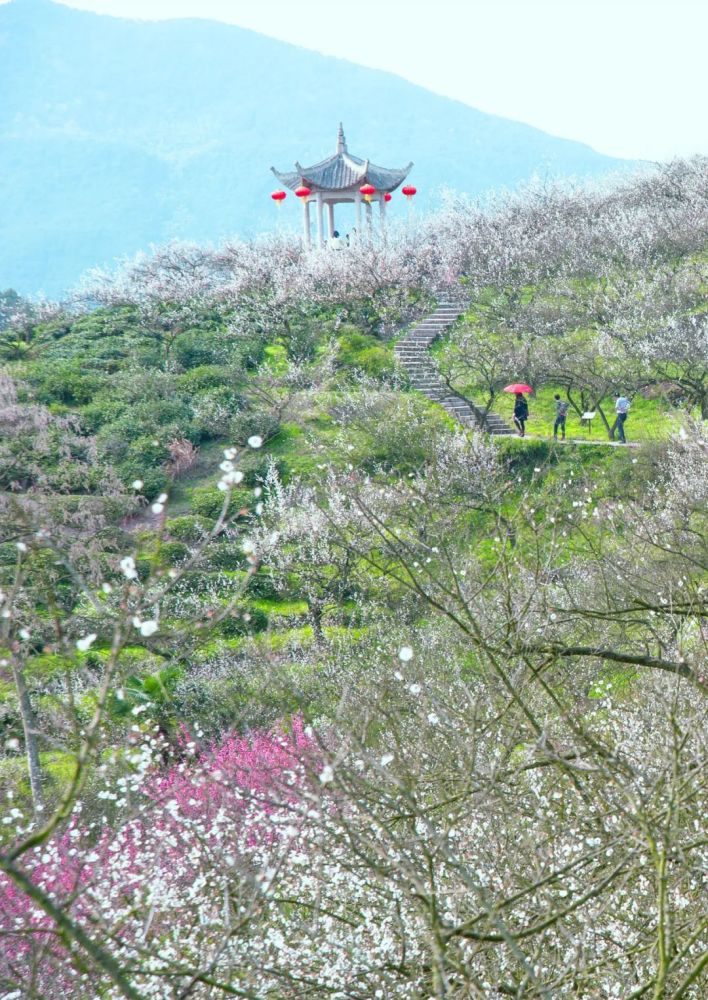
(504, 383), (532, 437)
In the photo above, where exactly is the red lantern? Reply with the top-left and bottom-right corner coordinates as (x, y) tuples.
(402, 185), (417, 200)
(360, 183), (376, 203)
(271, 190), (287, 206)
(384, 192), (392, 203)
(295, 186), (312, 199)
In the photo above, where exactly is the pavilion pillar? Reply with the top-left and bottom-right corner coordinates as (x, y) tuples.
(365, 199), (373, 239)
(302, 198), (311, 248)
(379, 194), (386, 228)
(316, 192), (325, 247)
(327, 202), (335, 239)
(355, 192), (363, 237)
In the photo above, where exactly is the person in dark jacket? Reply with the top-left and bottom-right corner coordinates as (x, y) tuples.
(553, 393), (569, 440)
(513, 393), (529, 437)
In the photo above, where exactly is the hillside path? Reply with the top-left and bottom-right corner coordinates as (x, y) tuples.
(394, 304), (514, 435)
(395, 305), (642, 446)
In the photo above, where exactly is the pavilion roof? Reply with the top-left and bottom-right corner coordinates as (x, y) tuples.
(271, 125), (413, 194)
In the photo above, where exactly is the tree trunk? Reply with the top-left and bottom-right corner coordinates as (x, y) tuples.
(596, 404), (613, 439)
(11, 659), (44, 818)
(309, 600), (326, 644)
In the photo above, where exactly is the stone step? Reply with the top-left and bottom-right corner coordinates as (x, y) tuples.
(398, 302), (518, 436)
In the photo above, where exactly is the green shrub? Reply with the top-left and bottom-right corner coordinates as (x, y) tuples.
(96, 396), (196, 452)
(337, 329), (394, 379)
(126, 436), (172, 469)
(340, 393), (449, 474)
(229, 409), (281, 446)
(189, 486), (251, 520)
(191, 387), (241, 439)
(79, 395), (126, 433)
(219, 605), (269, 638)
(118, 465), (169, 501)
(155, 541), (191, 566)
(29, 360), (106, 406)
(176, 365), (238, 393)
(207, 544), (248, 571)
(0, 543), (18, 565)
(248, 570), (282, 601)
(173, 330), (226, 368)
(497, 438), (554, 473)
(45, 460), (105, 495)
(165, 515), (210, 543)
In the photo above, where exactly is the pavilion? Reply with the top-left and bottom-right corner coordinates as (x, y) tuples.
(271, 125), (413, 247)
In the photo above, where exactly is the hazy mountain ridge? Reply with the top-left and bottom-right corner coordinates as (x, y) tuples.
(1, 0), (636, 296)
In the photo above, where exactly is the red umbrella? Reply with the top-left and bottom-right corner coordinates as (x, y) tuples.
(503, 383), (533, 394)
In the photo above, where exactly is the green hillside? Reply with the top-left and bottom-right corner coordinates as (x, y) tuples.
(0, 163), (706, 998)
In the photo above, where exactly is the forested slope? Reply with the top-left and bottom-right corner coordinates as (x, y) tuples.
(0, 160), (706, 999)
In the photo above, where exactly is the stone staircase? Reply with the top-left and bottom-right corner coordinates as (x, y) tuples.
(394, 303), (515, 435)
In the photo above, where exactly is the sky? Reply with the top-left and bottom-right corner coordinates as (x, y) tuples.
(8, 0), (708, 161)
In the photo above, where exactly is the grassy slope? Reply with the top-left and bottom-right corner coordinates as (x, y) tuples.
(0, 301), (682, 808)
(491, 385), (678, 442)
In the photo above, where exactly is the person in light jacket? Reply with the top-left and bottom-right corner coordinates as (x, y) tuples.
(612, 394), (631, 443)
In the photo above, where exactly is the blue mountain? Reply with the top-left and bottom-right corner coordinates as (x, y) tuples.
(0, 0), (635, 297)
